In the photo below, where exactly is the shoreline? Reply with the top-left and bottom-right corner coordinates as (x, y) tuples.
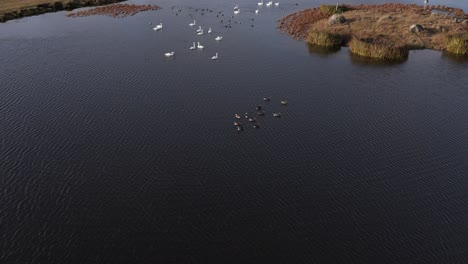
(0, 0), (125, 22)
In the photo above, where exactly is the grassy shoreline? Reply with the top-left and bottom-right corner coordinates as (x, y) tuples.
(0, 0), (124, 22)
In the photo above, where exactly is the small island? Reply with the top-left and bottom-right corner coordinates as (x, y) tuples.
(278, 3), (468, 61)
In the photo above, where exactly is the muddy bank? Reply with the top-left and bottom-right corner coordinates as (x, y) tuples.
(0, 0), (124, 23)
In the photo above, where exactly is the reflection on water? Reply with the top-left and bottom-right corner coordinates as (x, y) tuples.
(306, 43), (341, 57)
(442, 51), (468, 63)
(349, 51), (408, 66)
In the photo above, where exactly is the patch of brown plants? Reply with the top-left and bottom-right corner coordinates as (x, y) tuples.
(67, 4), (159, 18)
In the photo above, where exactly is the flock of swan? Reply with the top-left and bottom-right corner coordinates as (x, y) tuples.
(158, 19), (221, 59)
(154, 2), (282, 61)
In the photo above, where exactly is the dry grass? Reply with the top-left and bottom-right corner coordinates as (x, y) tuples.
(349, 37), (409, 61)
(319, 4), (350, 15)
(445, 34), (468, 55)
(307, 31), (343, 47)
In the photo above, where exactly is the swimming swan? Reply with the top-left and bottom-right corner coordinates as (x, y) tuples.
(189, 42), (196, 50)
(153, 22), (163, 30)
(164, 52), (175, 57)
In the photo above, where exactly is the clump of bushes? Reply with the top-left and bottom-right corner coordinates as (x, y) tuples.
(445, 34), (468, 55)
(349, 37), (409, 61)
(307, 31), (343, 47)
(319, 5), (349, 15)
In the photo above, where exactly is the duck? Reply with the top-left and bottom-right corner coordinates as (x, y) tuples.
(208, 27), (212, 34)
(248, 118), (256, 122)
(273, 112), (281, 117)
(256, 105), (262, 110)
(189, 20), (196, 27)
(234, 121), (243, 126)
(258, 0), (264, 6)
(253, 125), (260, 129)
(211, 53), (218, 60)
(237, 126), (244, 131)
(280, 100), (288, 105)
(189, 42), (196, 50)
(197, 29), (204, 35)
(153, 22), (163, 31)
(257, 111), (265, 116)
(215, 36), (223, 41)
(197, 42), (204, 49)
(164, 52), (175, 57)
(263, 97), (271, 101)
(235, 114), (241, 119)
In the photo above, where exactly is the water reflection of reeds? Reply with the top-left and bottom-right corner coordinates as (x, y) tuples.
(349, 51), (407, 66)
(442, 51), (468, 63)
(306, 43), (341, 57)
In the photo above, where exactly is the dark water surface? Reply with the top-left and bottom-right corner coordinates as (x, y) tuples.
(1, 0), (468, 263)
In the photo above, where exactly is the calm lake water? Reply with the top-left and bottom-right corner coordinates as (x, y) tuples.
(1, 0), (467, 263)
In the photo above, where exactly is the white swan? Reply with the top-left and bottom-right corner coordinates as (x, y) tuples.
(189, 42), (196, 50)
(211, 53), (218, 60)
(189, 20), (196, 27)
(164, 52), (175, 57)
(266, 1), (272, 6)
(208, 27), (212, 34)
(196, 26), (202, 33)
(215, 36), (223, 41)
(275, 2), (279, 6)
(255, 9), (259, 14)
(197, 42), (204, 49)
(258, 0), (263, 6)
(234, 9), (240, 14)
(197, 29), (204, 36)
(153, 22), (163, 31)
(234, 4), (238, 10)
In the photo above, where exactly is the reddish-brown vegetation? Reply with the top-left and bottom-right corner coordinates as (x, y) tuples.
(278, 3), (467, 41)
(67, 4), (159, 18)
